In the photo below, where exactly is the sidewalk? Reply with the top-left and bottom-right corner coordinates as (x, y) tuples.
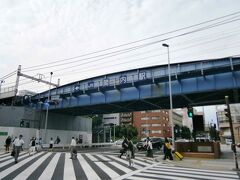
(154, 144), (240, 171)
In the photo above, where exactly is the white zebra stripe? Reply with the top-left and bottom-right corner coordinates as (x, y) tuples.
(144, 169), (239, 179)
(38, 153), (61, 180)
(64, 153), (76, 180)
(106, 154), (142, 169)
(95, 154), (132, 173)
(13, 153), (52, 180)
(109, 161), (132, 173)
(0, 153), (30, 168)
(0, 152), (45, 179)
(95, 161), (120, 179)
(77, 154), (101, 180)
(85, 153), (98, 161)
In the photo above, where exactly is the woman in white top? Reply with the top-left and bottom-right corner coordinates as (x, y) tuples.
(145, 137), (153, 158)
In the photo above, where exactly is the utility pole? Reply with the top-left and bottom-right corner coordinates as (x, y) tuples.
(12, 65), (21, 106)
(225, 96), (239, 170)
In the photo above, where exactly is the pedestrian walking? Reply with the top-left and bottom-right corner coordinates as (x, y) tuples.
(29, 137), (36, 155)
(163, 137), (173, 160)
(5, 136), (11, 153)
(145, 137), (153, 158)
(49, 137), (54, 151)
(54, 136), (61, 144)
(70, 137), (77, 159)
(12, 135), (24, 163)
(119, 136), (128, 158)
(127, 138), (135, 166)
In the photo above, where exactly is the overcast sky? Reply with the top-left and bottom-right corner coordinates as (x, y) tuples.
(1, 0), (240, 93)
(1, 0), (239, 123)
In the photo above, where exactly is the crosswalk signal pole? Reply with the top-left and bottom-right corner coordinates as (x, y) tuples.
(225, 96), (239, 170)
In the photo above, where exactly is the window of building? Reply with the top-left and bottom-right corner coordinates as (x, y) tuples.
(152, 116), (159, 120)
(163, 123), (166, 127)
(152, 130), (161, 134)
(141, 117), (150, 120)
(163, 117), (165, 120)
(141, 124), (151, 127)
(152, 124), (161, 127)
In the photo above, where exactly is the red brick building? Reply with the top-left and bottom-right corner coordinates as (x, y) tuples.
(133, 110), (172, 139)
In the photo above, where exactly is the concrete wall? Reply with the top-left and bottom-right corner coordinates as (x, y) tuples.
(0, 126), (92, 149)
(0, 106), (92, 149)
(0, 106), (92, 131)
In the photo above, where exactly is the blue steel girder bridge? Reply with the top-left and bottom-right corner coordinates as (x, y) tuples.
(32, 57), (240, 115)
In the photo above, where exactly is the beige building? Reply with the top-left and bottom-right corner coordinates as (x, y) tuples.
(216, 104), (240, 144)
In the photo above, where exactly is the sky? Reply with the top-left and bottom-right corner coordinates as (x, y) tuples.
(0, 0), (240, 122)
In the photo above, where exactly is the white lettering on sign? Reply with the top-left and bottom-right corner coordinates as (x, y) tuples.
(139, 72), (146, 80)
(88, 82), (94, 89)
(119, 76), (127, 84)
(74, 85), (80, 91)
(103, 79), (109, 86)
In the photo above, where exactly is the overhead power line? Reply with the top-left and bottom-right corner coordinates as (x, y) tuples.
(0, 70), (17, 81)
(21, 15), (240, 75)
(21, 11), (240, 71)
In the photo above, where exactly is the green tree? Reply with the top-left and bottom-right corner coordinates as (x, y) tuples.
(91, 115), (103, 128)
(174, 124), (181, 140)
(181, 126), (191, 139)
(115, 125), (138, 140)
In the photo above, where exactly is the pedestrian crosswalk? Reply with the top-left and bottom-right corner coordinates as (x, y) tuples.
(0, 151), (239, 180)
(120, 164), (240, 180)
(0, 151), (156, 180)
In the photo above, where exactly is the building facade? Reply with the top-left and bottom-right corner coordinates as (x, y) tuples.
(133, 110), (183, 139)
(216, 104), (240, 144)
(120, 112), (133, 125)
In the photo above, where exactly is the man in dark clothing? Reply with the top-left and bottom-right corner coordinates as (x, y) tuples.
(119, 136), (128, 158)
(54, 136), (61, 144)
(5, 136), (11, 153)
(163, 137), (173, 160)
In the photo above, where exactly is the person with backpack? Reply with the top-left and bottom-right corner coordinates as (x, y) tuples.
(5, 136), (11, 153)
(119, 136), (128, 158)
(163, 137), (173, 160)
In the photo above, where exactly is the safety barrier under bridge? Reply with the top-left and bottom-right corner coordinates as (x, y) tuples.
(31, 57), (240, 115)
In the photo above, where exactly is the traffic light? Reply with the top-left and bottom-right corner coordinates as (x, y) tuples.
(224, 108), (231, 120)
(187, 107), (193, 117)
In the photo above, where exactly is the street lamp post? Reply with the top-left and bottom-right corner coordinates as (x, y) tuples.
(44, 72), (53, 144)
(162, 43), (175, 148)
